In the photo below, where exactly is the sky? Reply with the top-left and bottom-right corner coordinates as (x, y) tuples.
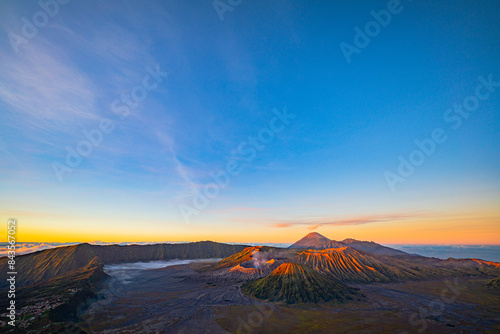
(0, 0), (499, 245)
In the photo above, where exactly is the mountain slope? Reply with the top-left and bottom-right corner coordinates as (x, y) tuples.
(483, 276), (500, 290)
(293, 247), (444, 283)
(0, 243), (99, 289)
(242, 263), (357, 303)
(15, 256), (107, 307)
(402, 256), (500, 277)
(340, 238), (407, 256)
(212, 246), (262, 270)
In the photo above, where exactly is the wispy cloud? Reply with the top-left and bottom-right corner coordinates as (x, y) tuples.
(0, 40), (100, 131)
(271, 213), (424, 229)
(155, 131), (198, 195)
(0, 4), (175, 182)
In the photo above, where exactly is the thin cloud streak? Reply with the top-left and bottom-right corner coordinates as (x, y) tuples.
(155, 131), (199, 196)
(271, 213), (425, 229)
(0, 40), (99, 129)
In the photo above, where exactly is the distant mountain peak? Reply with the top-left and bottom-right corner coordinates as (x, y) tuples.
(289, 232), (332, 249)
(341, 238), (359, 243)
(303, 232), (331, 240)
(289, 233), (407, 256)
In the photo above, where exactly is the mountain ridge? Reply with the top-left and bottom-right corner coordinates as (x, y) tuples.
(0, 241), (248, 290)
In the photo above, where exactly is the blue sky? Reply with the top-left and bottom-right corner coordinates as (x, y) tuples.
(0, 0), (499, 244)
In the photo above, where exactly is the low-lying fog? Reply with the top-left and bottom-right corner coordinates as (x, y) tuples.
(103, 259), (221, 284)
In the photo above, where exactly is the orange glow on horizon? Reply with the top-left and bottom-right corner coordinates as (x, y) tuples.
(2, 210), (499, 245)
(4, 223), (500, 246)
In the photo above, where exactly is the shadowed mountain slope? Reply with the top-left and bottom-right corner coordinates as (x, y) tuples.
(398, 255), (500, 277)
(483, 276), (500, 290)
(0, 255), (108, 329)
(16, 256), (107, 306)
(242, 263), (358, 303)
(93, 241), (247, 263)
(0, 243), (99, 289)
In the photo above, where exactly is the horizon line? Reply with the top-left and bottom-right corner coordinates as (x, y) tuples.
(2, 240), (500, 246)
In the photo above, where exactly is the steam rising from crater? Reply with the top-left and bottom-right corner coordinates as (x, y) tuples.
(251, 249), (270, 269)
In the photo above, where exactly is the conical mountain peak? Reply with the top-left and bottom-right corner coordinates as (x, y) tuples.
(303, 232), (331, 240)
(289, 232), (332, 249)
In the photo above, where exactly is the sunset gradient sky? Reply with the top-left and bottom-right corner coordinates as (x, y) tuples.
(1, 0), (499, 244)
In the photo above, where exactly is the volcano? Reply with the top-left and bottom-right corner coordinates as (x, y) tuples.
(289, 232), (406, 256)
(288, 232), (334, 249)
(212, 233), (500, 305)
(241, 263), (357, 303)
